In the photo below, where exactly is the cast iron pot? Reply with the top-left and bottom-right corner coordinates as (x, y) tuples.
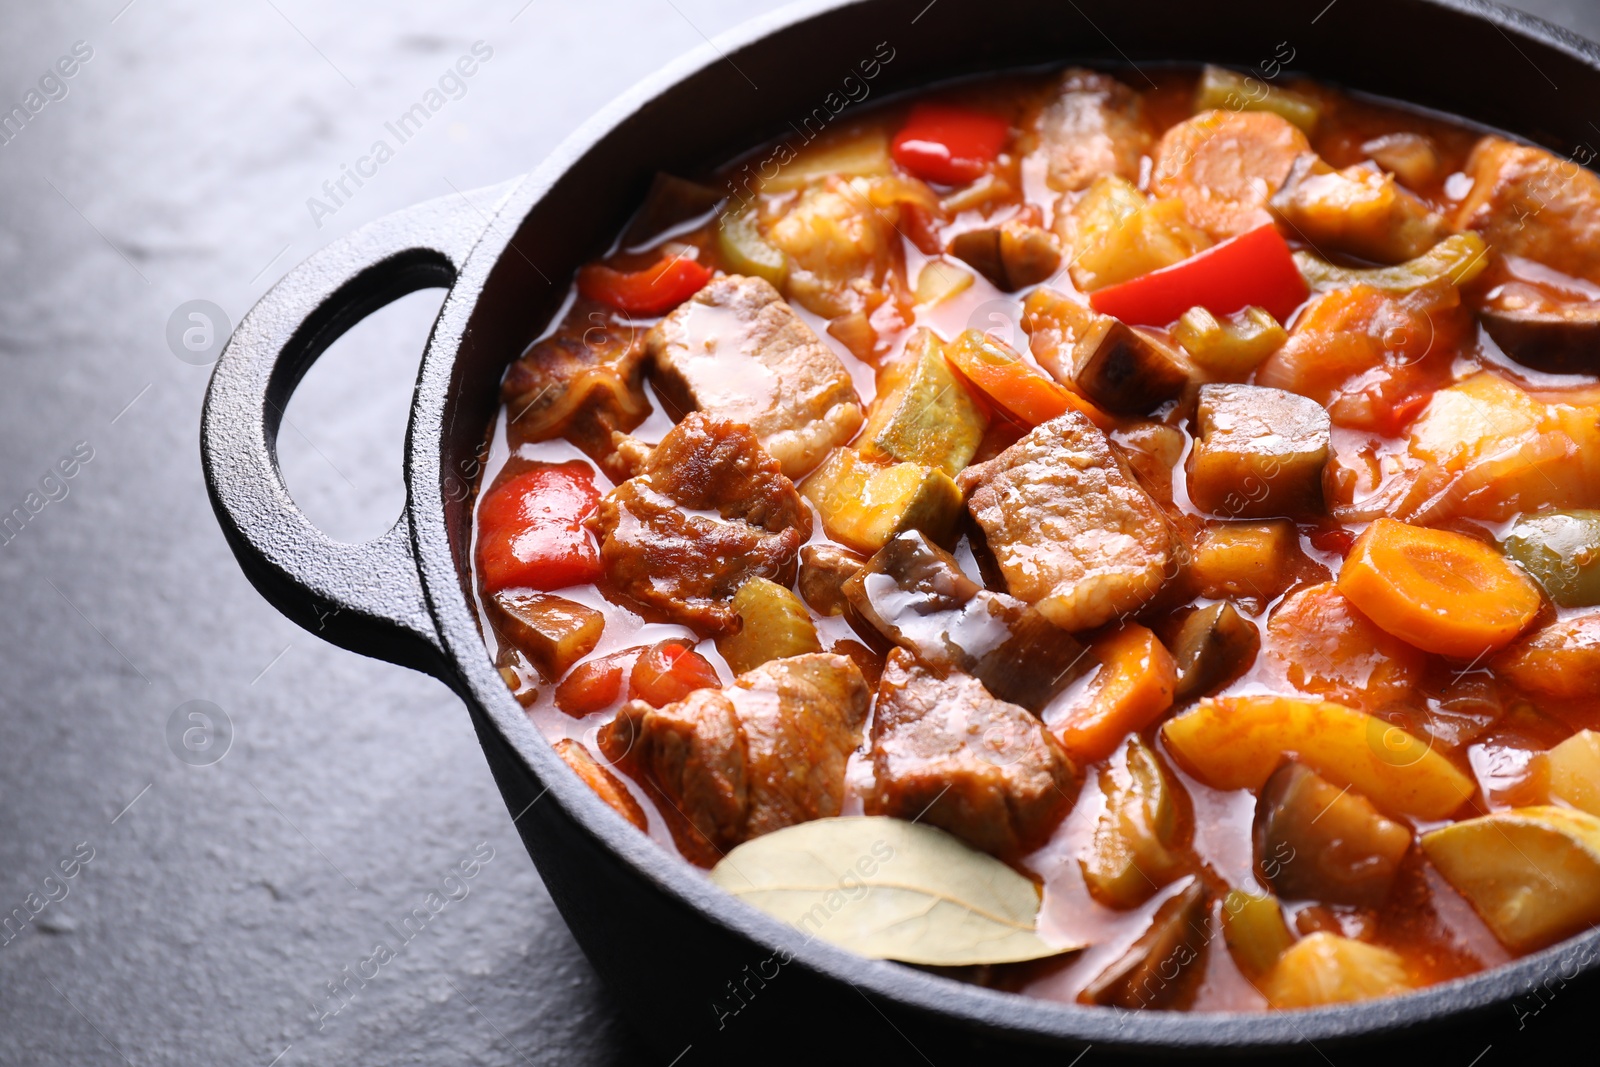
(203, 0), (1600, 1060)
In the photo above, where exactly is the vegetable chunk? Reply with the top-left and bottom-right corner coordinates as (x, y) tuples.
(647, 274), (863, 478)
(1019, 288), (1190, 413)
(857, 329), (988, 476)
(715, 577), (821, 675)
(1187, 384), (1330, 519)
(1270, 153), (1449, 263)
(1080, 881), (1211, 1009)
(1169, 601), (1260, 700)
(1263, 933), (1412, 1008)
(1081, 739), (1186, 908)
(867, 649), (1078, 856)
(1058, 175), (1209, 292)
(554, 739), (648, 831)
(1263, 581), (1425, 710)
(1171, 305), (1286, 379)
(1151, 110), (1311, 239)
(1028, 68), (1151, 193)
(947, 220), (1062, 292)
(1491, 611), (1600, 700)
(1189, 520), (1301, 603)
(958, 411), (1177, 631)
(1253, 762), (1411, 908)
(1542, 730), (1600, 817)
(1421, 806), (1600, 952)
(477, 462), (604, 594)
(1161, 695), (1475, 820)
(1051, 623), (1176, 763)
(800, 447), (963, 554)
(487, 591), (604, 682)
(1337, 518), (1542, 659)
(1500, 510), (1600, 607)
(797, 543), (865, 617)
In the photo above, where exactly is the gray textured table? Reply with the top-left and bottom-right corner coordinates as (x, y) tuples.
(1, 2), (1596, 1064)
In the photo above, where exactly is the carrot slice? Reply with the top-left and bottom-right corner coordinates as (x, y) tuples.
(1336, 517), (1542, 658)
(945, 329), (1116, 429)
(1053, 624), (1177, 763)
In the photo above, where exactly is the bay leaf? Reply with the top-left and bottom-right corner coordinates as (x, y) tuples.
(708, 816), (1079, 966)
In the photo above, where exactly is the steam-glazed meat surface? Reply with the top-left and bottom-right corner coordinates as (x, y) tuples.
(957, 412), (1176, 632)
(1029, 68), (1151, 193)
(588, 412), (811, 634)
(612, 653), (869, 850)
(867, 649), (1078, 855)
(1453, 136), (1600, 284)
(648, 274), (863, 478)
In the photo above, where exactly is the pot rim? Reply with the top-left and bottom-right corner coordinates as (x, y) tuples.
(404, 0), (1600, 1050)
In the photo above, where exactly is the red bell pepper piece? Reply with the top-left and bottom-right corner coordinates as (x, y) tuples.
(1089, 224), (1308, 327)
(892, 103), (1009, 186)
(576, 254), (712, 316)
(477, 461), (603, 594)
(629, 639), (721, 707)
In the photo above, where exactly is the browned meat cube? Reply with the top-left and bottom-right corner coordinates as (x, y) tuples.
(867, 649), (1078, 855)
(1453, 136), (1600, 285)
(553, 738), (647, 831)
(1187, 383), (1330, 518)
(588, 412), (811, 635)
(1021, 288), (1190, 413)
(1270, 153), (1449, 264)
(501, 320), (650, 469)
(842, 531), (1091, 712)
(609, 653), (869, 850)
(956, 413), (1177, 632)
(487, 591), (605, 682)
(647, 274), (863, 478)
(1028, 68), (1151, 194)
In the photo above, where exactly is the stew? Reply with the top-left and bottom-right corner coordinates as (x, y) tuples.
(470, 62), (1600, 1013)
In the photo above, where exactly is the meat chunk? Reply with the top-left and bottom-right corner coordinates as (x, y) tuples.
(842, 531), (1091, 713)
(647, 274), (863, 478)
(867, 649), (1078, 855)
(501, 319), (650, 468)
(956, 413), (1177, 631)
(1151, 110), (1311, 239)
(608, 653), (869, 850)
(588, 412), (811, 634)
(1187, 384), (1330, 519)
(1270, 153), (1449, 263)
(1028, 68), (1151, 194)
(1453, 136), (1600, 284)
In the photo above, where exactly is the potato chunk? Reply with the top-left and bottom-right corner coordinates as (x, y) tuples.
(1421, 806), (1600, 952)
(1263, 933), (1411, 1009)
(1189, 520), (1301, 604)
(647, 274), (863, 478)
(1161, 695), (1475, 820)
(1187, 383), (1330, 519)
(856, 329), (988, 476)
(488, 591), (604, 682)
(1056, 175), (1209, 291)
(1020, 288), (1190, 413)
(1270, 153), (1449, 263)
(1542, 730), (1600, 817)
(1254, 762), (1411, 908)
(1151, 110), (1311, 239)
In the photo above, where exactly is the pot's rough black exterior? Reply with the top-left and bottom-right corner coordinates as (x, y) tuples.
(203, 1), (1600, 1060)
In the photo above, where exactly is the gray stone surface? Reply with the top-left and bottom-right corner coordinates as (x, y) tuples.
(0, 1), (1595, 1064)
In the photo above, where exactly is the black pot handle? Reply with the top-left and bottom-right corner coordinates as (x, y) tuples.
(201, 181), (516, 681)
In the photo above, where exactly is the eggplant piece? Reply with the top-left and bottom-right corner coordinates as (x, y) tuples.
(842, 530), (1091, 712)
(1253, 762), (1411, 908)
(1169, 601), (1259, 700)
(857, 329), (989, 476)
(1079, 881), (1211, 1009)
(1081, 739), (1187, 908)
(799, 448), (964, 554)
(1187, 383), (1330, 519)
(1294, 232), (1490, 294)
(715, 577), (821, 675)
(1020, 287), (1190, 413)
(488, 591), (605, 682)
(1194, 65), (1320, 133)
(1500, 509), (1600, 607)
(946, 220), (1062, 292)
(620, 172), (724, 248)
(798, 543), (866, 617)
(1480, 299), (1600, 375)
